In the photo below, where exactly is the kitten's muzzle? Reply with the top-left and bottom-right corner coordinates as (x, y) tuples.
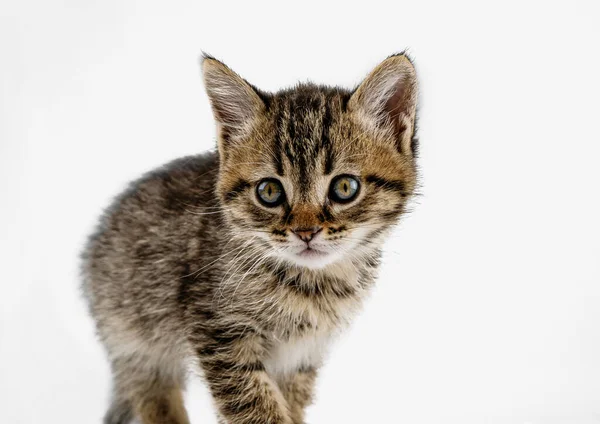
(292, 226), (323, 243)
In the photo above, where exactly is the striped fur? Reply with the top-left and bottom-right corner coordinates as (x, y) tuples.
(82, 54), (419, 424)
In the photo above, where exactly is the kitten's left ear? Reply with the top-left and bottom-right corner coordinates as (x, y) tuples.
(202, 55), (265, 150)
(349, 53), (418, 156)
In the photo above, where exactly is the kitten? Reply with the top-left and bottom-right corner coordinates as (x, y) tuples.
(82, 53), (419, 424)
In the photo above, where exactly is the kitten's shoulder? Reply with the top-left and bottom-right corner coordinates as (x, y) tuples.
(112, 150), (219, 212)
(83, 151), (220, 257)
(128, 151), (219, 200)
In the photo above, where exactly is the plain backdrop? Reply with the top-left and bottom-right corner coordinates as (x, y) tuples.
(1, 1), (599, 423)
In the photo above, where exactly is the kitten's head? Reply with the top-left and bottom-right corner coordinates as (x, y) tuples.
(203, 54), (418, 270)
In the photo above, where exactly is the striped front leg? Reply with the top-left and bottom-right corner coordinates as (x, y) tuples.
(197, 326), (292, 424)
(280, 367), (318, 424)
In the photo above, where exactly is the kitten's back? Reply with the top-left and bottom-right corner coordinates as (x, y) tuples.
(81, 152), (221, 347)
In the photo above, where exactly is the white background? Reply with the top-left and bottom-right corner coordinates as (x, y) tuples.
(1, 1), (599, 423)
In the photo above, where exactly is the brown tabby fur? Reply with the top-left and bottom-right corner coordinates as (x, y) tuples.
(82, 53), (419, 424)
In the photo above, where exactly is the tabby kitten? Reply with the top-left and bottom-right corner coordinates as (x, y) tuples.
(82, 53), (419, 424)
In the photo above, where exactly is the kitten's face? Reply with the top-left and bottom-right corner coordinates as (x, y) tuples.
(203, 55), (418, 270)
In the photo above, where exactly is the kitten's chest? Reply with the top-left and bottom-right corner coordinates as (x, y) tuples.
(252, 262), (374, 377)
(261, 295), (358, 378)
(263, 329), (331, 378)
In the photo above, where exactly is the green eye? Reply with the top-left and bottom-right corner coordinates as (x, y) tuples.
(257, 179), (285, 207)
(329, 175), (360, 203)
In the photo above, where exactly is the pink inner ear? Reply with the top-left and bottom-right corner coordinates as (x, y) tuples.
(384, 78), (411, 152)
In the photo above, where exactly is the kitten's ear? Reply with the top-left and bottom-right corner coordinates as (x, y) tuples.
(349, 53), (418, 156)
(202, 55), (265, 145)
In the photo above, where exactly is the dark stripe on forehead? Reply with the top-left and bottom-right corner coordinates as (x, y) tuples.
(283, 140), (295, 170)
(274, 144), (284, 176)
(274, 97), (297, 177)
(321, 92), (334, 175)
(323, 146), (335, 175)
(273, 105), (286, 176)
(294, 91), (321, 186)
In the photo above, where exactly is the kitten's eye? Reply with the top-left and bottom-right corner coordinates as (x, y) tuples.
(256, 179), (285, 207)
(329, 175), (360, 203)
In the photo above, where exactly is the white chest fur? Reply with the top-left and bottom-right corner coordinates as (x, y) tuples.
(264, 330), (332, 378)
(261, 261), (367, 379)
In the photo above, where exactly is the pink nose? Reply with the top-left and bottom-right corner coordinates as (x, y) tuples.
(292, 227), (322, 243)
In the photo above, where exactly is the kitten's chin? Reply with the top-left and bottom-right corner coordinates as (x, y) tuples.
(280, 248), (342, 270)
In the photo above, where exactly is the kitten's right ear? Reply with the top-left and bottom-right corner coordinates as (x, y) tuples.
(201, 55), (265, 143)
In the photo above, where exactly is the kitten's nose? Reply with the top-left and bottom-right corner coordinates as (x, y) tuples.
(292, 226), (322, 243)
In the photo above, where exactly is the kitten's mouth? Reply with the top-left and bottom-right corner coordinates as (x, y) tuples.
(297, 247), (328, 258)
